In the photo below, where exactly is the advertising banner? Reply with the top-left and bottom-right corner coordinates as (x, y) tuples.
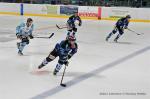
(102, 7), (150, 20)
(109, 8), (130, 18)
(46, 5), (58, 14)
(24, 4), (47, 14)
(60, 5), (78, 15)
(78, 6), (98, 17)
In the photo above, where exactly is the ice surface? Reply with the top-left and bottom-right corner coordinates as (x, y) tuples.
(0, 15), (150, 99)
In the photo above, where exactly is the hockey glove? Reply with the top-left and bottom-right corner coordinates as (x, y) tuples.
(79, 23), (81, 26)
(64, 61), (69, 66)
(124, 26), (128, 29)
(29, 35), (34, 39)
(16, 34), (23, 39)
(68, 54), (72, 59)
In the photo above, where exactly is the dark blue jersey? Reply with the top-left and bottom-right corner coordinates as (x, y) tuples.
(116, 17), (129, 28)
(55, 40), (78, 57)
(67, 15), (82, 26)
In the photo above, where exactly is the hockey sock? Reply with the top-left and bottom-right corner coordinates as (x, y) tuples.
(55, 63), (63, 72)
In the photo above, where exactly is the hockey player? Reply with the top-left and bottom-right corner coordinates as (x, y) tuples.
(16, 18), (34, 55)
(106, 15), (131, 42)
(38, 35), (78, 75)
(66, 10), (82, 37)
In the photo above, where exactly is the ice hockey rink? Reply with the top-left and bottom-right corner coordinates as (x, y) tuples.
(0, 14), (150, 99)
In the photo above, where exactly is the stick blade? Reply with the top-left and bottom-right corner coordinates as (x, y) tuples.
(49, 33), (54, 38)
(56, 24), (61, 29)
(60, 83), (66, 87)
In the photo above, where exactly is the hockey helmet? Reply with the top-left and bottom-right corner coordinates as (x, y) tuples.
(126, 15), (131, 19)
(27, 18), (33, 23)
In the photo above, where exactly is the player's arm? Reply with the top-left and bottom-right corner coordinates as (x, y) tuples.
(77, 16), (82, 26)
(16, 23), (25, 35)
(68, 43), (78, 59)
(124, 20), (129, 29)
(28, 24), (34, 39)
(16, 23), (25, 38)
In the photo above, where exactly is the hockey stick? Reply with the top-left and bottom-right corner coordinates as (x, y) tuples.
(60, 62), (68, 87)
(34, 33), (54, 39)
(127, 28), (144, 35)
(56, 24), (67, 29)
(35, 26), (57, 31)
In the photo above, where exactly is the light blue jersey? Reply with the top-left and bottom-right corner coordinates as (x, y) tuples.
(16, 22), (34, 37)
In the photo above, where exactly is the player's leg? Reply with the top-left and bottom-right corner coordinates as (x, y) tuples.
(16, 34), (22, 51)
(53, 55), (68, 75)
(114, 28), (124, 42)
(106, 26), (117, 41)
(72, 27), (77, 36)
(38, 49), (57, 69)
(18, 38), (29, 55)
(53, 63), (63, 75)
(66, 22), (72, 36)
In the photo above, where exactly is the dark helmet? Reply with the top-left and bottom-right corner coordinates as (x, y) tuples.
(67, 35), (76, 41)
(126, 15), (131, 19)
(27, 18), (33, 23)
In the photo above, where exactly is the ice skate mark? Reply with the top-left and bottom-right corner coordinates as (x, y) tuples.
(31, 46), (150, 99)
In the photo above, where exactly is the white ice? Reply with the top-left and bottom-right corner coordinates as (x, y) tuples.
(0, 15), (150, 99)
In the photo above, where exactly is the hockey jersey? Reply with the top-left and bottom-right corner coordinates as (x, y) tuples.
(16, 22), (34, 37)
(55, 40), (78, 58)
(116, 17), (129, 28)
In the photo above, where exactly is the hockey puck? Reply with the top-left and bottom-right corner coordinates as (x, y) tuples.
(60, 83), (66, 87)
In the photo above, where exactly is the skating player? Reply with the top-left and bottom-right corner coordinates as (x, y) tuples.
(16, 18), (34, 55)
(38, 35), (78, 75)
(66, 11), (82, 37)
(106, 15), (131, 42)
